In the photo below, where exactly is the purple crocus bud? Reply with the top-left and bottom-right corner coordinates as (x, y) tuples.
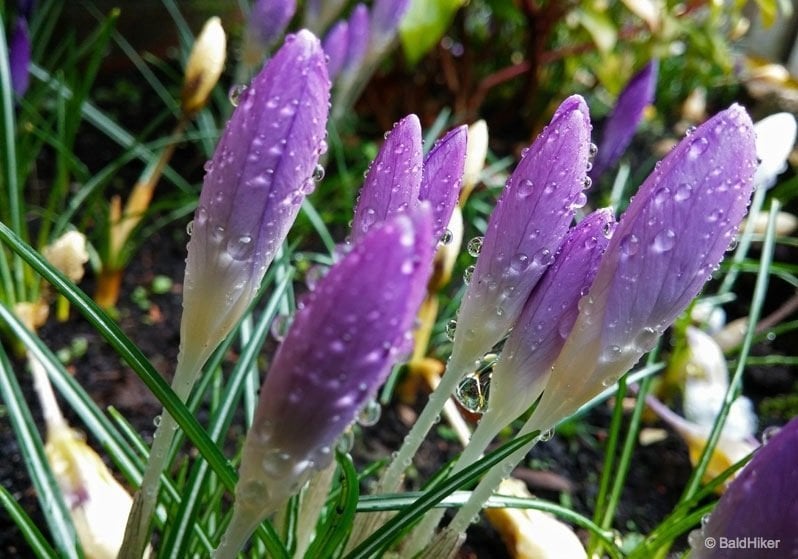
(218, 210), (434, 555)
(591, 60), (658, 182)
(529, 104), (757, 432)
(419, 125), (468, 242)
(344, 3), (370, 73)
(690, 416), (798, 558)
(248, 0), (296, 48)
(351, 114), (423, 240)
(9, 18), (31, 96)
(450, 95), (593, 372)
(370, 0), (410, 43)
(180, 30), (330, 379)
(485, 209), (614, 429)
(322, 20), (348, 81)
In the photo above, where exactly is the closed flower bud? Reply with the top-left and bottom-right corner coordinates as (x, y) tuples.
(180, 30), (330, 381)
(9, 18), (31, 96)
(322, 20), (349, 80)
(529, 104), (757, 433)
(218, 210), (433, 556)
(181, 17), (226, 118)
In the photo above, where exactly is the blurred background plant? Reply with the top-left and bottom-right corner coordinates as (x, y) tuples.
(0, 0), (797, 557)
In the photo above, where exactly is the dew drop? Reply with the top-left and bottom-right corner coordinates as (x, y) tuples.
(455, 372), (491, 414)
(706, 208), (724, 223)
(357, 400), (382, 427)
(445, 319), (457, 341)
(517, 178), (535, 197)
(583, 176), (593, 190)
(203, 160), (214, 173)
(467, 236), (484, 257)
(312, 163), (325, 181)
(532, 248), (554, 267)
(510, 252), (529, 273)
(185, 220), (194, 236)
(270, 314), (292, 342)
(440, 229), (453, 245)
(463, 265), (475, 285)
(262, 449), (293, 478)
(336, 429), (355, 453)
(539, 428), (554, 442)
(153, 415), (161, 427)
(588, 142), (598, 159)
(228, 84), (247, 107)
(688, 137), (709, 159)
(675, 182), (693, 201)
(652, 229), (676, 253)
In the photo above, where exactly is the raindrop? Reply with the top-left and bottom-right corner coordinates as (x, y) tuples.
(510, 252), (529, 273)
(700, 513), (711, 529)
(336, 429), (355, 453)
(650, 229), (675, 253)
(203, 160), (214, 172)
(153, 415), (162, 427)
(270, 314), (292, 342)
(706, 209), (724, 223)
(726, 237), (738, 252)
(240, 480), (268, 504)
(186, 220), (194, 236)
(312, 163), (325, 181)
(262, 449), (293, 478)
(583, 176), (593, 190)
(463, 265), (475, 285)
(636, 327), (659, 352)
(675, 182), (693, 201)
(445, 319), (457, 341)
(588, 142), (598, 159)
(440, 229), (453, 245)
(228, 84), (247, 106)
(455, 372), (491, 414)
(532, 248), (554, 267)
(357, 400), (382, 427)
(517, 178), (535, 197)
(467, 236), (484, 257)
(687, 137), (709, 159)
(572, 192), (588, 209)
(228, 235), (254, 259)
(539, 428), (554, 442)
(761, 425), (781, 444)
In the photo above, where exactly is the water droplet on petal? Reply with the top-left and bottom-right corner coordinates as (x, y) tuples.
(271, 314), (292, 342)
(463, 265), (475, 285)
(228, 84), (247, 106)
(445, 319), (457, 341)
(357, 400), (382, 427)
(517, 178), (535, 197)
(336, 429), (355, 453)
(510, 252), (529, 273)
(688, 137), (709, 159)
(652, 229), (676, 253)
(440, 229), (453, 245)
(539, 428), (554, 442)
(186, 220), (194, 236)
(533, 248), (554, 267)
(761, 425), (781, 444)
(455, 372), (491, 414)
(467, 236), (484, 257)
(675, 182), (693, 201)
(312, 163), (325, 181)
(153, 415), (161, 427)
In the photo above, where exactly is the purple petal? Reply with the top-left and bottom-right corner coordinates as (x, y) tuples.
(370, 0), (410, 41)
(450, 95), (593, 368)
(591, 60), (658, 181)
(351, 114), (423, 240)
(419, 125), (467, 242)
(488, 209), (614, 426)
(692, 416), (798, 558)
(530, 104), (757, 431)
(249, 0), (297, 47)
(181, 31), (330, 368)
(236, 209), (434, 511)
(9, 19), (31, 96)
(344, 4), (370, 73)
(322, 20), (348, 81)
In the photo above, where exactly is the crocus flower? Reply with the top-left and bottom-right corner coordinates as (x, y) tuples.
(248, 0), (296, 49)
(690, 416), (798, 558)
(478, 209), (614, 433)
(590, 60), (658, 181)
(352, 114), (466, 245)
(450, 95), (593, 373)
(370, 0), (410, 46)
(344, 3), (370, 75)
(9, 18), (31, 96)
(216, 210), (434, 557)
(181, 17), (226, 118)
(527, 104), (757, 433)
(180, 30), (330, 381)
(322, 19), (348, 80)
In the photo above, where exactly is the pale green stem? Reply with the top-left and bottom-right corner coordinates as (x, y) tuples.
(346, 351), (473, 551)
(448, 420), (544, 535)
(402, 409), (505, 555)
(119, 352), (204, 559)
(213, 503), (264, 559)
(293, 462), (337, 559)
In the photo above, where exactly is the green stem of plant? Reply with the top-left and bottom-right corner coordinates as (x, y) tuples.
(588, 374), (628, 555)
(681, 199), (779, 502)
